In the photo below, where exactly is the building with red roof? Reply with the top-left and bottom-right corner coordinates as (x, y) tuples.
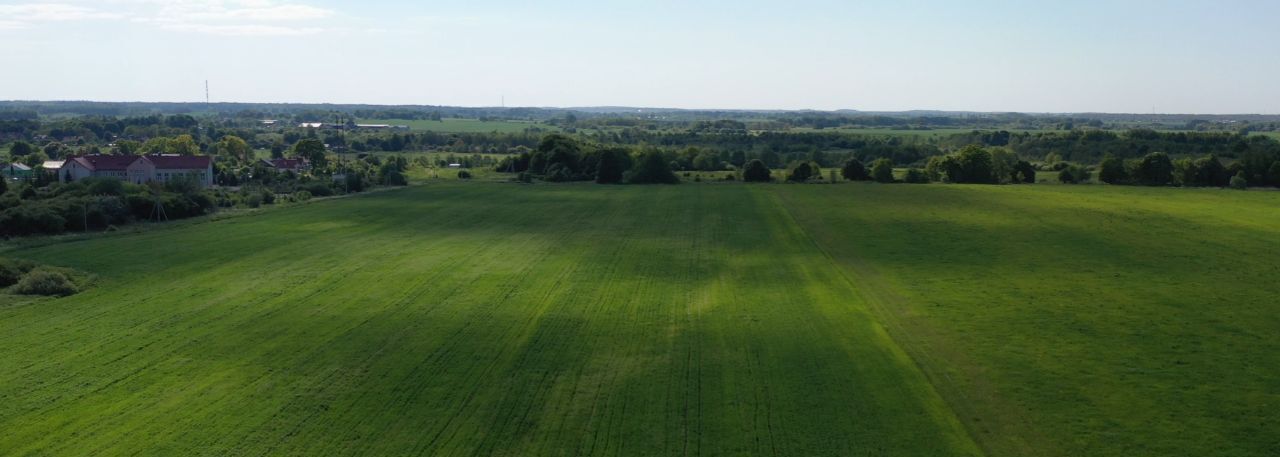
(60, 154), (213, 187)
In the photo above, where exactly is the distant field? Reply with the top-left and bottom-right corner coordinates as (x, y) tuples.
(2, 183), (1278, 456)
(781, 127), (1058, 137)
(358, 118), (559, 134)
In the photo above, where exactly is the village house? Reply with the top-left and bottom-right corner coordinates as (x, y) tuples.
(59, 154), (214, 187)
(260, 158), (310, 173)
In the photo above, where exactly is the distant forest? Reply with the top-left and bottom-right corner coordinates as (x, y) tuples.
(3, 101), (1279, 173)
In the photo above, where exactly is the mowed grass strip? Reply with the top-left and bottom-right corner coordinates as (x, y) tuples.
(775, 183), (1280, 457)
(0, 184), (978, 456)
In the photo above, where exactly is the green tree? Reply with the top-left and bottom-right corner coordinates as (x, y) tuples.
(1135, 152), (1174, 186)
(730, 150), (747, 167)
(112, 140), (141, 156)
(216, 135), (253, 162)
(534, 133), (581, 175)
(625, 150), (678, 184)
(955, 145), (995, 183)
(786, 162), (815, 182)
(1098, 154), (1128, 184)
(293, 138), (328, 169)
(8, 141), (34, 157)
(270, 140), (286, 159)
(1268, 161), (1280, 187)
(595, 148), (627, 184)
(140, 137), (170, 154)
(1193, 154), (1228, 187)
(42, 142), (70, 159)
(692, 151), (721, 171)
(840, 158), (869, 181)
(989, 149), (1019, 183)
(742, 159), (772, 182)
(1173, 158), (1198, 186)
(1014, 160), (1037, 183)
(871, 158), (895, 183)
(761, 150), (782, 168)
(925, 155), (960, 182)
(166, 134), (200, 156)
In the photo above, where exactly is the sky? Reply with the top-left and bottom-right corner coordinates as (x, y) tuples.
(0, 0), (1277, 114)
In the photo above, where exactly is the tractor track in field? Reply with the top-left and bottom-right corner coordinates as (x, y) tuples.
(770, 187), (1052, 457)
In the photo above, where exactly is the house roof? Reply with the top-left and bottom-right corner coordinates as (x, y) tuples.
(146, 154), (211, 170)
(264, 158), (307, 169)
(8, 163), (32, 171)
(42, 160), (65, 169)
(71, 154), (140, 171)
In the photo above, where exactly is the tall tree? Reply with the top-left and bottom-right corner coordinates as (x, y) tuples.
(216, 135), (252, 162)
(8, 141), (33, 157)
(742, 159), (772, 182)
(871, 158), (895, 183)
(166, 134), (199, 156)
(1098, 154), (1128, 184)
(955, 145), (995, 183)
(1135, 152), (1174, 186)
(293, 138), (328, 169)
(595, 148), (627, 184)
(840, 158), (869, 181)
(787, 162), (814, 182)
(625, 150), (678, 184)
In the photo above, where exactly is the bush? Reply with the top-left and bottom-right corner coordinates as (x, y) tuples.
(0, 258), (37, 287)
(11, 267), (78, 296)
(345, 173), (367, 192)
(543, 164), (573, 182)
(0, 204), (68, 236)
(292, 190), (313, 202)
(457, 170), (473, 180)
(381, 170), (408, 186)
(903, 168), (929, 184)
(304, 182), (334, 197)
(1229, 172), (1248, 190)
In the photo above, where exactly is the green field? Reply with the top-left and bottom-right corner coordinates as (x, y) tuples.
(780, 127), (1057, 137)
(2, 183), (1278, 456)
(358, 118), (559, 134)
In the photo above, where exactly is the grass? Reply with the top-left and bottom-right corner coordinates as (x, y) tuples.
(774, 183), (1280, 457)
(358, 118), (559, 134)
(1, 182), (1277, 456)
(0, 184), (977, 456)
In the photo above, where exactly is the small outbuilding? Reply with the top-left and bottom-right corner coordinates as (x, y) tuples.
(3, 163), (33, 179)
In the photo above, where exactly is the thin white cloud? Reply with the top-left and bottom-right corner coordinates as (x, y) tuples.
(158, 22), (323, 37)
(0, 3), (121, 28)
(4, 0), (340, 36)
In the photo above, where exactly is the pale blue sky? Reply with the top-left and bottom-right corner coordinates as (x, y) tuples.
(1, 0), (1277, 113)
